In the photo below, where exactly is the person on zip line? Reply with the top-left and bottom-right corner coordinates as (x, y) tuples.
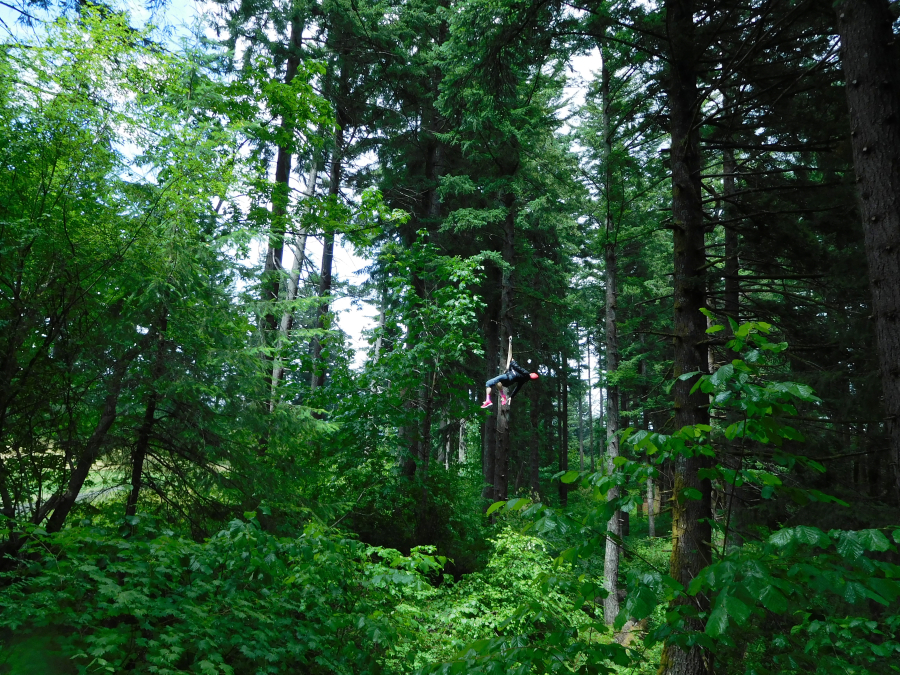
(481, 336), (539, 408)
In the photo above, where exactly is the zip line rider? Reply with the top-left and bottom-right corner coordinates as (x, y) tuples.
(481, 336), (539, 408)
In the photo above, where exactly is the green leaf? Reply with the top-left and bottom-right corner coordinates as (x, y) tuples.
(759, 586), (788, 614)
(706, 324), (725, 334)
(858, 529), (890, 552)
(679, 488), (702, 501)
(836, 532), (864, 561)
(705, 605), (729, 637)
(506, 498), (528, 511)
(794, 526), (829, 547)
(709, 364), (734, 386)
(485, 501), (506, 516)
(560, 470), (581, 484)
(724, 595), (752, 625)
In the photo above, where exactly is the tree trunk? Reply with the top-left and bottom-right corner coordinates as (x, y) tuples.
(310, 121), (344, 391)
(578, 345), (585, 472)
(835, 0), (900, 503)
(482, 269), (500, 502)
(263, 15), (303, 359)
(587, 335), (595, 472)
(530, 385), (541, 495)
(126, 310), (168, 518)
(271, 158), (319, 407)
(661, 1), (713, 673)
(560, 357), (569, 507)
(601, 45), (623, 626)
(723, 145), (739, 328)
(603, 240), (622, 625)
(417, 372), (437, 533)
(493, 193), (515, 502)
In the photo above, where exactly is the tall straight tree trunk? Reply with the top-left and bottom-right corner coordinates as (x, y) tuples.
(263, 16), (303, 355)
(720, 99), (747, 546)
(587, 335), (595, 472)
(271, 158), (319, 408)
(603, 240), (622, 625)
(482, 267), (500, 502)
(530, 385), (541, 495)
(835, 0), (900, 503)
(578, 350), (585, 471)
(493, 194), (515, 501)
(661, 1), (713, 673)
(560, 357), (569, 507)
(417, 372), (437, 535)
(722, 144), (739, 328)
(310, 121), (344, 391)
(601, 44), (622, 627)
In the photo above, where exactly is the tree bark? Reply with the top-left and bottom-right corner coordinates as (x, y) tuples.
(271, 158), (319, 408)
(482, 268), (500, 502)
(560, 357), (569, 507)
(263, 15), (303, 359)
(493, 193), (515, 501)
(661, 2), (713, 674)
(417, 372), (437, 534)
(835, 0), (900, 503)
(603, 240), (622, 625)
(310, 121), (344, 391)
(126, 310), (168, 518)
(587, 334), (595, 472)
(578, 343), (585, 472)
(601, 44), (623, 626)
(530, 385), (541, 495)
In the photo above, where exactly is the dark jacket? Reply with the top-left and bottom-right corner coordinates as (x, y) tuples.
(506, 360), (531, 381)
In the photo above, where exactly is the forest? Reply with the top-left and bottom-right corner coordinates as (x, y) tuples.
(0, 0), (899, 673)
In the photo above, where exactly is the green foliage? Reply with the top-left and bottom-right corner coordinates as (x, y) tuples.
(464, 323), (900, 673)
(0, 516), (443, 674)
(411, 530), (630, 675)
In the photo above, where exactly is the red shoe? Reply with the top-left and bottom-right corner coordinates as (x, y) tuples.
(500, 392), (508, 406)
(480, 399), (492, 409)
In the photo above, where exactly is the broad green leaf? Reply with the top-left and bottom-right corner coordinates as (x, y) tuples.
(858, 529), (890, 552)
(560, 470), (581, 484)
(724, 595), (752, 625)
(485, 500), (506, 516)
(835, 532), (864, 561)
(759, 586), (788, 614)
(705, 605), (729, 637)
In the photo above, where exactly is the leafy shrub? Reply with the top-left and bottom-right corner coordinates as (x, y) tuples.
(0, 515), (442, 674)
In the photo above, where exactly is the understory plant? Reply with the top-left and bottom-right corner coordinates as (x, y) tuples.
(443, 320), (900, 674)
